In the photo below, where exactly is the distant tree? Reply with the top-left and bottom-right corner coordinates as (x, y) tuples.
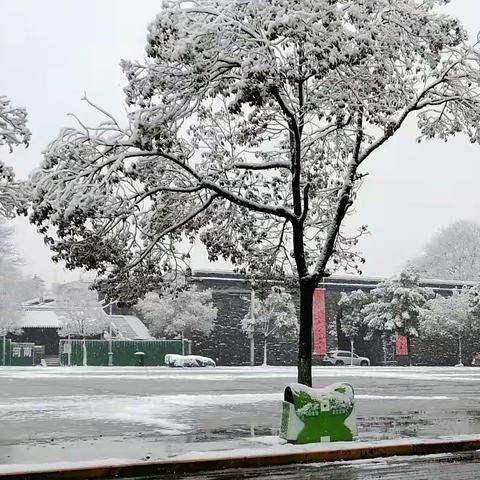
(0, 222), (17, 261)
(30, 1), (480, 386)
(0, 222), (46, 364)
(0, 223), (46, 302)
(0, 223), (28, 342)
(135, 286), (217, 341)
(363, 270), (433, 364)
(468, 284), (480, 315)
(241, 287), (297, 366)
(421, 288), (478, 365)
(0, 256), (24, 365)
(338, 289), (370, 364)
(0, 95), (30, 218)
(410, 220), (480, 281)
(0, 282), (22, 365)
(21, 275), (46, 299)
(56, 282), (108, 366)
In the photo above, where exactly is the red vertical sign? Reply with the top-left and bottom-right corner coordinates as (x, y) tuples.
(395, 336), (409, 356)
(313, 288), (327, 355)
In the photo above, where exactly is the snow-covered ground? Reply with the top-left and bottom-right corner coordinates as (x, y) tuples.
(2, 366), (480, 466)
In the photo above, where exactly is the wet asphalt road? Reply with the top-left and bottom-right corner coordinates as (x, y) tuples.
(1, 365), (480, 474)
(141, 452), (480, 480)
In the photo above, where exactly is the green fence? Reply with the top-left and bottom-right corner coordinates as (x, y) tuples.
(0, 338), (11, 366)
(59, 339), (185, 366)
(0, 340), (35, 366)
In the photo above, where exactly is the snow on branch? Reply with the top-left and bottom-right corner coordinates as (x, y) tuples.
(0, 95), (31, 218)
(0, 96), (30, 153)
(30, 0), (480, 299)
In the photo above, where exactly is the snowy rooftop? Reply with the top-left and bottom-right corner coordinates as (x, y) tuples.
(17, 302), (152, 339)
(192, 269), (477, 290)
(19, 310), (63, 329)
(108, 315), (154, 340)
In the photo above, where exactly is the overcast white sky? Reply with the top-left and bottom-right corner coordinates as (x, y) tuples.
(1, 0), (480, 285)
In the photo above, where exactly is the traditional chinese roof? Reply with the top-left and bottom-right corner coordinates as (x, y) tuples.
(19, 310), (63, 329)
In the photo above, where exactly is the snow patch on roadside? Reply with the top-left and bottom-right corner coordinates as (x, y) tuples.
(168, 434), (480, 461)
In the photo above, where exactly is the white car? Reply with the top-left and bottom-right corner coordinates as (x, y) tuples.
(321, 350), (370, 366)
(164, 354), (216, 368)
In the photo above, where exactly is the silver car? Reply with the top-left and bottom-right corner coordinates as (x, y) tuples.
(321, 350), (370, 366)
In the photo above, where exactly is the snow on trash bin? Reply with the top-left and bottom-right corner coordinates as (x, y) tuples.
(279, 382), (357, 444)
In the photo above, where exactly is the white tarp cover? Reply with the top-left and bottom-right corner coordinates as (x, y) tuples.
(164, 354), (216, 368)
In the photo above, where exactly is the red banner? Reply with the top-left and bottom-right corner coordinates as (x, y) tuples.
(395, 336), (409, 356)
(313, 288), (327, 355)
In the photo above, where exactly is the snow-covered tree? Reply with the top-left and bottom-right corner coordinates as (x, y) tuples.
(0, 222), (40, 362)
(0, 223), (45, 303)
(421, 288), (478, 365)
(363, 270), (433, 363)
(30, 1), (480, 385)
(0, 303), (21, 366)
(410, 220), (480, 281)
(0, 279), (22, 365)
(0, 223), (45, 365)
(0, 96), (30, 218)
(56, 282), (108, 366)
(135, 286), (217, 339)
(0, 246), (24, 365)
(241, 287), (297, 366)
(338, 289), (370, 364)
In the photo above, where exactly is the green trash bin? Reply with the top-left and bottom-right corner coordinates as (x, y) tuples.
(134, 351), (145, 366)
(279, 382), (357, 444)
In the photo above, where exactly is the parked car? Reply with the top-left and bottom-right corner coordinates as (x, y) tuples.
(164, 354), (216, 368)
(321, 350), (370, 366)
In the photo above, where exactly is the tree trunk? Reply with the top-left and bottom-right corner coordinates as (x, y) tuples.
(297, 282), (315, 386)
(82, 337), (87, 367)
(350, 338), (354, 366)
(458, 334), (462, 365)
(263, 338), (268, 366)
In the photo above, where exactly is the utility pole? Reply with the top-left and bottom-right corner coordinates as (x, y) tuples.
(108, 303), (113, 366)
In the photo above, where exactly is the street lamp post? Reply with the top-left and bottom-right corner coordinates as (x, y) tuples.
(249, 289), (255, 366)
(108, 303), (113, 366)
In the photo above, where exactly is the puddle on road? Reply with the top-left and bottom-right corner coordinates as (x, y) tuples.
(177, 425), (278, 443)
(357, 413), (432, 440)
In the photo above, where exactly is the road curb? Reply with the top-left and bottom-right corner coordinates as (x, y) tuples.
(2, 437), (480, 479)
